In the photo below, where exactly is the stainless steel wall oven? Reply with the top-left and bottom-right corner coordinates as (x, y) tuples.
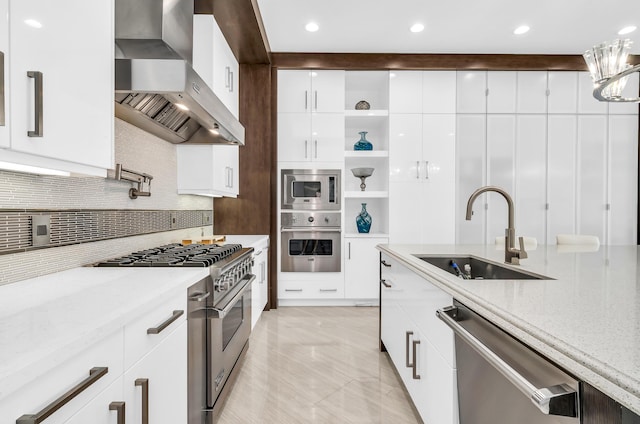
(281, 212), (341, 272)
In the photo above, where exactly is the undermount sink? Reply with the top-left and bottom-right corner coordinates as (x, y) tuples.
(414, 255), (552, 280)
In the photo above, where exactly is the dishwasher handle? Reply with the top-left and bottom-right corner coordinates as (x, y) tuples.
(436, 306), (578, 418)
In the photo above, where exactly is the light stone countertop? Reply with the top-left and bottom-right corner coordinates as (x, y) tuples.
(0, 266), (208, 401)
(378, 243), (640, 415)
(224, 235), (269, 250)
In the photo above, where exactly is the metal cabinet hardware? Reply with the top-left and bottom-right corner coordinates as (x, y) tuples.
(314, 90), (318, 110)
(285, 288), (303, 292)
(304, 140), (308, 158)
(381, 260), (391, 267)
(348, 242), (351, 260)
(17, 367), (108, 424)
(304, 90), (308, 110)
(134, 379), (149, 424)
(229, 71), (233, 92)
(425, 161), (429, 179)
(109, 401), (126, 424)
(416, 161), (420, 179)
(437, 306), (578, 417)
(225, 66), (230, 89)
(254, 250), (263, 256)
(319, 288), (338, 292)
(412, 340), (421, 379)
(147, 310), (184, 334)
(405, 331), (413, 368)
(380, 279), (391, 288)
(189, 292), (210, 302)
(27, 71), (43, 137)
(0, 51), (4, 126)
(314, 140), (318, 158)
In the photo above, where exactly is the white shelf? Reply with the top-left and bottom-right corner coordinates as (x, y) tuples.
(344, 233), (389, 238)
(345, 191), (389, 198)
(345, 109), (389, 117)
(344, 150), (389, 158)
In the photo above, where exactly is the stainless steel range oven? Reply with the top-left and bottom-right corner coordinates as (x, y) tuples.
(281, 211), (341, 272)
(95, 243), (254, 424)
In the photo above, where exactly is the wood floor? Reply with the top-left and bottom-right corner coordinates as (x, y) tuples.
(218, 307), (422, 424)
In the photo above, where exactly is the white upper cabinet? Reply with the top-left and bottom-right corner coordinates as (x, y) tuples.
(277, 70), (344, 113)
(389, 114), (422, 182)
(0, 0), (9, 149)
(389, 71), (422, 113)
(456, 71), (487, 113)
(578, 71), (608, 114)
(516, 71), (548, 113)
(548, 72), (578, 113)
(422, 71), (456, 114)
(487, 71), (516, 113)
(5, 0), (114, 175)
(193, 14), (239, 118)
(176, 144), (239, 198)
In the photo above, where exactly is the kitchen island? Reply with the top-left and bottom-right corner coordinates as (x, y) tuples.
(378, 243), (640, 417)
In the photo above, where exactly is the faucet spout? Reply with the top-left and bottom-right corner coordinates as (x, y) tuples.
(465, 186), (525, 265)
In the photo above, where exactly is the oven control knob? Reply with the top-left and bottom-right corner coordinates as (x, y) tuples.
(308, 216), (314, 223)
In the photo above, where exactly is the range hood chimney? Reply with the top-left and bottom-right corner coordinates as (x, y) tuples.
(114, 0), (244, 145)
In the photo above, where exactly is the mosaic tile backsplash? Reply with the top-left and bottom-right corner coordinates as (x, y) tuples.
(0, 118), (216, 285)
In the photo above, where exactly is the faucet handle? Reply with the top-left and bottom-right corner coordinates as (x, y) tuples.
(518, 237), (528, 259)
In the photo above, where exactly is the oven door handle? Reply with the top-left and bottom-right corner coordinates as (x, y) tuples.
(207, 274), (255, 319)
(280, 227), (341, 233)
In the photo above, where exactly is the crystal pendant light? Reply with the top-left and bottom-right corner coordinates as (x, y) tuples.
(583, 39), (640, 102)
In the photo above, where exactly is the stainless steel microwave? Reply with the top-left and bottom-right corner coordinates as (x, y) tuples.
(281, 169), (341, 210)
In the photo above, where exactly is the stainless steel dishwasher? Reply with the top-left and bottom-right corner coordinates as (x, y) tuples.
(437, 300), (579, 424)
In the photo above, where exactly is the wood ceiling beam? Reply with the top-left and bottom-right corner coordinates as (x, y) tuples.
(195, 0), (271, 64)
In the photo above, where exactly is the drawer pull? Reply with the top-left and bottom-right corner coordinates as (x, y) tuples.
(381, 260), (391, 267)
(380, 279), (391, 288)
(109, 401), (126, 424)
(135, 379), (149, 424)
(147, 310), (184, 334)
(405, 331), (413, 368)
(284, 289), (302, 292)
(16, 367), (108, 424)
(412, 340), (421, 380)
(319, 288), (337, 292)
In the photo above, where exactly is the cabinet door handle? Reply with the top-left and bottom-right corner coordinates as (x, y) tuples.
(285, 288), (302, 292)
(381, 260), (391, 267)
(304, 90), (308, 110)
(314, 90), (318, 110)
(380, 279), (391, 288)
(16, 367), (109, 424)
(314, 140), (318, 158)
(229, 167), (234, 189)
(304, 140), (308, 159)
(0, 51), (5, 126)
(416, 161), (420, 179)
(320, 288), (337, 292)
(412, 340), (421, 380)
(147, 310), (184, 334)
(348, 241), (351, 260)
(27, 71), (43, 137)
(405, 331), (414, 368)
(229, 71), (234, 92)
(135, 379), (149, 424)
(109, 402), (126, 424)
(425, 161), (429, 179)
(225, 66), (230, 89)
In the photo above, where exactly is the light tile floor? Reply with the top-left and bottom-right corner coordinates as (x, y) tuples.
(217, 307), (422, 424)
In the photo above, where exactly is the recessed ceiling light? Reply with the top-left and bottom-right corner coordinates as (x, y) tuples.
(410, 23), (425, 33)
(514, 25), (530, 35)
(305, 22), (319, 32)
(619, 26), (637, 35)
(24, 19), (42, 29)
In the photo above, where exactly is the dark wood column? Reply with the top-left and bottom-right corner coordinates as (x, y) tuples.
(213, 64), (275, 309)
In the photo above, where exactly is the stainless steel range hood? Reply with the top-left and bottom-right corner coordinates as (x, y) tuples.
(114, 0), (244, 145)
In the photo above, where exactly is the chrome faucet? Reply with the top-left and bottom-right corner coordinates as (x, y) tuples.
(465, 186), (528, 265)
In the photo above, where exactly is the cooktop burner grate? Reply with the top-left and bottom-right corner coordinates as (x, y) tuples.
(94, 243), (243, 267)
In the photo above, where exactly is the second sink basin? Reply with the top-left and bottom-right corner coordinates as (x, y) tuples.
(414, 255), (552, 280)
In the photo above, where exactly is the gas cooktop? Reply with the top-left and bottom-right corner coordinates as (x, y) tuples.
(94, 243), (244, 268)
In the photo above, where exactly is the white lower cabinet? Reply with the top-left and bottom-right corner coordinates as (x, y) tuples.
(380, 253), (458, 424)
(344, 237), (387, 300)
(252, 245), (269, 329)
(64, 377), (124, 424)
(124, 322), (187, 424)
(279, 279), (344, 299)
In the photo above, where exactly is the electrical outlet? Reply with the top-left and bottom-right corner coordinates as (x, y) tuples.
(170, 212), (178, 229)
(32, 215), (51, 247)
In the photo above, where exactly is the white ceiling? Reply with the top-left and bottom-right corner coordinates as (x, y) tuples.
(255, 0), (640, 55)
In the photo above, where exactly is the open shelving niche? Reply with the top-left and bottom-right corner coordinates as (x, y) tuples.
(344, 71), (390, 237)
